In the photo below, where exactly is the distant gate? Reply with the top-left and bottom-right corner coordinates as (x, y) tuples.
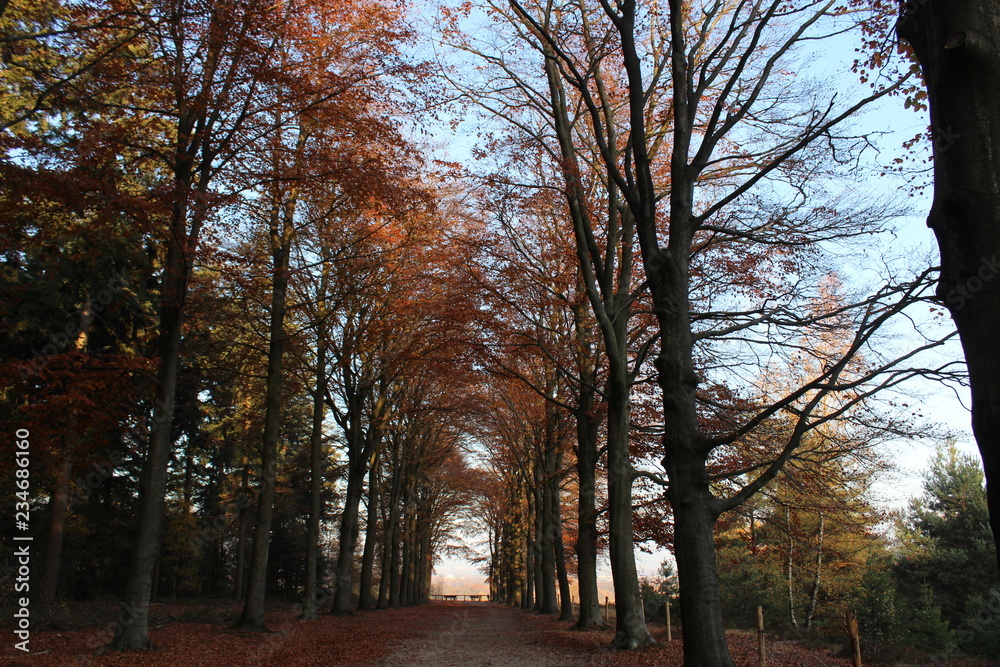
(428, 593), (487, 601)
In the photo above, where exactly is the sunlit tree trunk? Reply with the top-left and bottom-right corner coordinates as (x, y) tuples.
(786, 508), (798, 629)
(804, 512), (824, 630)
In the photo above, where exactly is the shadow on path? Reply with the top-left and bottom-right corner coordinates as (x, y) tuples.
(374, 601), (595, 666)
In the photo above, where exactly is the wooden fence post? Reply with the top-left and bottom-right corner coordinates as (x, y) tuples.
(605, 596), (609, 621)
(666, 600), (672, 642)
(847, 609), (862, 667)
(757, 605), (766, 667)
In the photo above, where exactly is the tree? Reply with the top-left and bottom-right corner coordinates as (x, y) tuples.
(234, 0), (423, 625)
(0, 0), (157, 132)
(468, 173), (624, 627)
(895, 442), (999, 630)
(442, 6), (657, 641)
(896, 0), (1000, 571)
(1, 61), (158, 603)
(480, 1), (955, 663)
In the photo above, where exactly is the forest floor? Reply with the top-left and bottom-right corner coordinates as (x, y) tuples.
(1, 599), (997, 666)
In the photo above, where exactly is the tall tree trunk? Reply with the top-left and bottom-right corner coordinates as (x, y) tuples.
(398, 483), (413, 606)
(234, 462), (250, 600)
(377, 503), (397, 608)
(898, 0), (1000, 570)
(500, 523), (512, 604)
(110, 237), (188, 649)
(201, 441), (228, 597)
(516, 524), (526, 607)
(41, 443), (72, 603)
(43, 300), (94, 603)
(400, 481), (418, 606)
(573, 398), (604, 629)
(358, 460), (379, 611)
(671, 494), (731, 665)
(786, 508), (798, 629)
(406, 498), (419, 606)
(332, 443), (367, 613)
(236, 201), (294, 630)
(656, 297), (734, 664)
(606, 369), (654, 649)
(386, 480), (404, 607)
(489, 526), (499, 602)
(418, 527), (433, 603)
(804, 511), (824, 630)
(552, 471), (574, 622)
(524, 482), (535, 610)
(542, 38), (637, 641)
(379, 444), (402, 609)
(303, 332), (327, 620)
(537, 484), (558, 614)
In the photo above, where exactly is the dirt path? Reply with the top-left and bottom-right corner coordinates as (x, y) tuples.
(374, 601), (596, 666)
(3, 598), (925, 666)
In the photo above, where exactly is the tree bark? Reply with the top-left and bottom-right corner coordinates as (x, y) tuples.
(379, 438), (403, 608)
(110, 234), (188, 649)
(331, 440), (367, 613)
(786, 508), (798, 629)
(537, 483), (558, 614)
(670, 487), (732, 666)
(386, 476), (404, 607)
(41, 444), (72, 603)
(357, 460), (379, 611)
(112, 285), (180, 646)
(606, 369), (655, 649)
(303, 331), (327, 620)
(400, 483), (418, 606)
(234, 463), (250, 600)
(552, 470), (574, 622)
(898, 0), (1000, 569)
(805, 512), (824, 630)
(573, 412), (604, 628)
(572, 357), (604, 629)
(524, 478), (536, 610)
(236, 185), (296, 630)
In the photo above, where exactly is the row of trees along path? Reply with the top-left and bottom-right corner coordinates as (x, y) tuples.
(2, 1), (998, 667)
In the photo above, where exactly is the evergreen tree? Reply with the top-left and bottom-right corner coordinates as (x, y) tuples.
(896, 442), (1000, 652)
